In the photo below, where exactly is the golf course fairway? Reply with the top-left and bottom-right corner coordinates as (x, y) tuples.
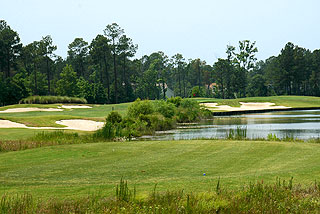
(1, 139), (320, 198)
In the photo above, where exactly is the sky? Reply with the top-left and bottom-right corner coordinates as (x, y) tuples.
(1, 0), (320, 64)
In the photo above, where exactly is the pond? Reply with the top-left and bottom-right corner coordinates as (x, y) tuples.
(144, 110), (320, 140)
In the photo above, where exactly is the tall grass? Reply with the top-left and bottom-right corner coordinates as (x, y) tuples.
(0, 131), (91, 152)
(1, 178), (320, 213)
(19, 96), (87, 104)
(226, 126), (247, 140)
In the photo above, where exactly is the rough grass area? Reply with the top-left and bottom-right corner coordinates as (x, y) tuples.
(0, 129), (57, 140)
(195, 95), (320, 108)
(1, 180), (320, 213)
(19, 96), (87, 104)
(0, 129), (88, 142)
(1, 140), (320, 198)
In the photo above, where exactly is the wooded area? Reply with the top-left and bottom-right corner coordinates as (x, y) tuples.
(1, 19), (320, 105)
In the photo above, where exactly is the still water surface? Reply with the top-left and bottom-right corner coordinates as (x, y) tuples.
(146, 110), (320, 140)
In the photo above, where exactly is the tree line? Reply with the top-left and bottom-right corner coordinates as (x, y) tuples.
(1, 19), (320, 105)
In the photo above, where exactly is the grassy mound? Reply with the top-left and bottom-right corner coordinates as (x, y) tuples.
(19, 96), (87, 104)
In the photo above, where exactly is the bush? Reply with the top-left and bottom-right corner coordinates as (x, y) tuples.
(167, 96), (182, 107)
(176, 99), (202, 123)
(146, 113), (175, 131)
(191, 86), (205, 97)
(95, 98), (210, 141)
(94, 111), (123, 140)
(19, 96), (87, 104)
(154, 100), (176, 118)
(127, 99), (155, 118)
(120, 117), (143, 138)
(106, 111), (122, 124)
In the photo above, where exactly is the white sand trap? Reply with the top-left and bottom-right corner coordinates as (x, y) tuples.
(61, 105), (92, 109)
(0, 120), (28, 128)
(203, 102), (291, 112)
(0, 107), (63, 113)
(55, 120), (104, 131)
(0, 119), (104, 131)
(0, 105), (92, 113)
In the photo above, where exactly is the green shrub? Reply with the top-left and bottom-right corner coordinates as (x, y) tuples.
(19, 96), (87, 104)
(120, 117), (141, 139)
(167, 96), (182, 107)
(127, 98), (155, 118)
(94, 122), (115, 140)
(147, 113), (175, 131)
(154, 100), (176, 118)
(94, 111), (124, 140)
(176, 99), (202, 123)
(191, 86), (205, 97)
(106, 111), (122, 124)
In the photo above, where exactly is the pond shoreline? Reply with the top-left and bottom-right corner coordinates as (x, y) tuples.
(212, 107), (320, 116)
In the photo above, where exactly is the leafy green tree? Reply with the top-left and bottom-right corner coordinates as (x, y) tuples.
(38, 35), (57, 95)
(93, 82), (108, 104)
(247, 74), (267, 97)
(309, 50), (320, 96)
(21, 41), (41, 95)
(235, 40), (258, 72)
(221, 40), (258, 97)
(118, 35), (138, 100)
(278, 42), (295, 95)
(90, 34), (111, 102)
(172, 53), (185, 97)
(214, 58), (235, 98)
(0, 20), (22, 78)
(104, 23), (124, 104)
(68, 38), (88, 77)
(56, 64), (79, 97)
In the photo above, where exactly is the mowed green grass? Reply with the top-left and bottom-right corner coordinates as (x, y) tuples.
(195, 95), (320, 108)
(1, 140), (320, 198)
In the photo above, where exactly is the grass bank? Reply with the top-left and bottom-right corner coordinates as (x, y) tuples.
(1, 140), (320, 198)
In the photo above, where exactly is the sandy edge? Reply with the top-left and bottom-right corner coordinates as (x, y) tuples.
(202, 102), (291, 112)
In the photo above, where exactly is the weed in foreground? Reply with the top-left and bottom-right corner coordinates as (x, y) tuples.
(1, 178), (320, 213)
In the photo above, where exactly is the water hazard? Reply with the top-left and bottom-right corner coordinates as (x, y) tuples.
(145, 110), (320, 140)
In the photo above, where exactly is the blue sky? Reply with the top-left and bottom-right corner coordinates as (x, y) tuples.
(1, 0), (320, 64)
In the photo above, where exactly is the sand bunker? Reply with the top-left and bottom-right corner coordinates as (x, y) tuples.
(203, 102), (291, 112)
(61, 105), (92, 109)
(56, 120), (104, 131)
(0, 107), (63, 113)
(0, 119), (104, 131)
(0, 105), (92, 113)
(0, 120), (28, 128)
